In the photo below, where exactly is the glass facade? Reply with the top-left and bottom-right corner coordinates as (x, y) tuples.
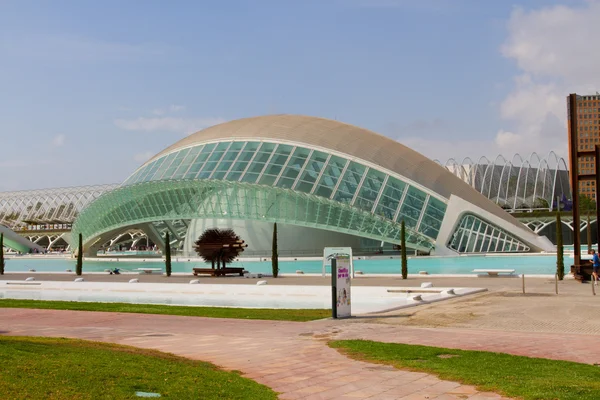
(122, 140), (448, 240)
(448, 214), (530, 253)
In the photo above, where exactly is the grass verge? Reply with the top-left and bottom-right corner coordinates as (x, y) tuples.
(0, 299), (330, 322)
(330, 340), (600, 400)
(0, 336), (277, 399)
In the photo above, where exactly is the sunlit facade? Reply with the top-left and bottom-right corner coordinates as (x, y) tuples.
(72, 115), (554, 256)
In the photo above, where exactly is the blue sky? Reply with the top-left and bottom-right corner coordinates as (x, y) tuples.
(0, 0), (596, 191)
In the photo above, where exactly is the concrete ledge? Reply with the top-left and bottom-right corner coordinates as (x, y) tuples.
(0, 280), (486, 315)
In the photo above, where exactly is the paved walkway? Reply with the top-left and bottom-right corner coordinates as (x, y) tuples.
(0, 309), (512, 400)
(5, 309), (599, 400)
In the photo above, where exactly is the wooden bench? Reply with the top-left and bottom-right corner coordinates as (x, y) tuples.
(136, 268), (163, 274)
(472, 269), (516, 276)
(193, 267), (245, 277)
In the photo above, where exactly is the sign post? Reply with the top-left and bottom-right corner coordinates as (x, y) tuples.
(331, 254), (351, 319)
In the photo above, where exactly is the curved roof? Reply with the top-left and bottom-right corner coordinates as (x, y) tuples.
(143, 114), (524, 228)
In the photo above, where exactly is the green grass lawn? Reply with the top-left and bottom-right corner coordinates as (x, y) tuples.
(0, 336), (277, 399)
(330, 340), (600, 400)
(0, 299), (330, 322)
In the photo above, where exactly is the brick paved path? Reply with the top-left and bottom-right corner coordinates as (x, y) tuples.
(4, 310), (600, 399)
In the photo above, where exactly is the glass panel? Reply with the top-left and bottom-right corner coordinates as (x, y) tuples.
(160, 148), (190, 180)
(276, 147), (311, 189)
(242, 143), (277, 184)
(355, 169), (386, 212)
(225, 142), (260, 181)
(172, 146), (203, 179)
(332, 162), (365, 204)
(184, 144), (212, 179)
(295, 151), (328, 193)
(374, 177), (406, 220)
(314, 156), (347, 199)
(259, 144), (293, 185)
(133, 164), (153, 184)
(211, 142), (245, 180)
(397, 186), (426, 227)
(418, 197), (447, 238)
(140, 159), (164, 182)
(448, 213), (530, 253)
(151, 153), (177, 181)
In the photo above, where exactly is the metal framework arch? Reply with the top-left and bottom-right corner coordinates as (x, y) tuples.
(440, 153), (570, 212)
(72, 179), (435, 253)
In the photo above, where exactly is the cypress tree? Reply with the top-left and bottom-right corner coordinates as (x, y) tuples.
(401, 220), (408, 279)
(165, 232), (172, 277)
(556, 212), (564, 281)
(76, 233), (83, 276)
(272, 223), (279, 278)
(0, 233), (5, 275)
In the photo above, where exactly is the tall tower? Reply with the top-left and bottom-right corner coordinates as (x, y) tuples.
(567, 93), (600, 200)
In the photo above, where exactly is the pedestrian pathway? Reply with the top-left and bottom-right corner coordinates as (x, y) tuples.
(0, 309), (511, 399)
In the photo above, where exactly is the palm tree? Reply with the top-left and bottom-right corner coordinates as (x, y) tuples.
(194, 228), (245, 269)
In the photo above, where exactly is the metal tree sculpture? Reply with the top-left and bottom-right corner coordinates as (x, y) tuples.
(194, 228), (246, 269)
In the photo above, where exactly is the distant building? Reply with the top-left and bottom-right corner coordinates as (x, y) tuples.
(567, 93), (600, 200)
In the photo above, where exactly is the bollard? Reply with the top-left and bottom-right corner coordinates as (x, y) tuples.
(555, 274), (558, 295)
(522, 274), (525, 294)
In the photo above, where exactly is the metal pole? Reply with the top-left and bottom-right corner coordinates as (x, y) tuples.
(522, 274), (525, 294)
(331, 258), (337, 319)
(555, 273), (558, 295)
(595, 144), (600, 251)
(568, 94), (581, 274)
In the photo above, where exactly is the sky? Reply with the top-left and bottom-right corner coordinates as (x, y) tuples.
(0, 0), (598, 191)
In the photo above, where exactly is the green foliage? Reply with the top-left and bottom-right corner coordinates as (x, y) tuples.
(75, 233), (83, 276)
(165, 232), (171, 277)
(0, 299), (330, 321)
(194, 228), (245, 269)
(401, 220), (407, 279)
(0, 233), (4, 275)
(272, 223), (279, 278)
(0, 336), (277, 400)
(556, 212), (564, 280)
(533, 197), (549, 209)
(579, 193), (596, 215)
(331, 340), (600, 400)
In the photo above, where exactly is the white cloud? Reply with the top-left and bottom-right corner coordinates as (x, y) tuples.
(52, 134), (66, 147)
(133, 151), (155, 163)
(494, 130), (521, 149)
(115, 116), (226, 134)
(498, 1), (600, 159)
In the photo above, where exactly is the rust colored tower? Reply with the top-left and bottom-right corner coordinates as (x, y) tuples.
(567, 93), (600, 200)
(567, 93), (600, 280)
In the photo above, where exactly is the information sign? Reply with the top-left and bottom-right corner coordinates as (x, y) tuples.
(323, 247), (354, 278)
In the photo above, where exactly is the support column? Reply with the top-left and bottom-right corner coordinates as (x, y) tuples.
(568, 94), (582, 278)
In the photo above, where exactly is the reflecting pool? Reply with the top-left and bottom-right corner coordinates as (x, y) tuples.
(2, 254), (566, 275)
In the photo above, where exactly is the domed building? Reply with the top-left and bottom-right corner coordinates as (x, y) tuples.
(73, 115), (554, 256)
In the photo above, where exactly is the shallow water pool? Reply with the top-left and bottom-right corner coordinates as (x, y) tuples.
(2, 254), (566, 275)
